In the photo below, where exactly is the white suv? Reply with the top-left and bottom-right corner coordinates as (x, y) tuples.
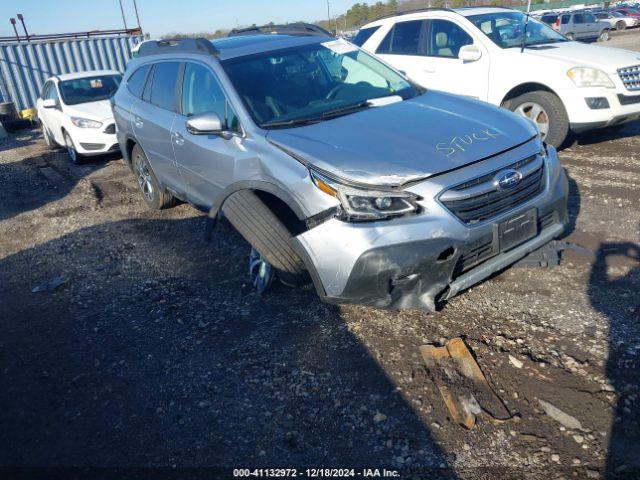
(36, 70), (122, 163)
(355, 7), (640, 147)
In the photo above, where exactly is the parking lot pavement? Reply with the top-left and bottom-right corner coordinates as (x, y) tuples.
(608, 28), (640, 51)
(0, 121), (638, 479)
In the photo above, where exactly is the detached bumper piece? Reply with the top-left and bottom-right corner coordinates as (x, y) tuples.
(420, 338), (513, 429)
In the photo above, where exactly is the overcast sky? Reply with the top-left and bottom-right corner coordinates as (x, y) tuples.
(0, 0), (376, 38)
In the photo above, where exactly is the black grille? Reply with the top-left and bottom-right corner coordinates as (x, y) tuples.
(79, 142), (105, 151)
(453, 235), (495, 277)
(618, 93), (640, 106)
(441, 155), (545, 225)
(618, 64), (640, 92)
(103, 123), (116, 134)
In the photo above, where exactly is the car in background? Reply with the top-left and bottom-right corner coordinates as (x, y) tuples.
(111, 34), (569, 311)
(540, 11), (611, 41)
(356, 7), (640, 148)
(614, 7), (640, 17)
(36, 70), (122, 163)
(594, 10), (640, 30)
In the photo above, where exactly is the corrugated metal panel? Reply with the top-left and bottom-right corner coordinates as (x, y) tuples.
(0, 35), (140, 111)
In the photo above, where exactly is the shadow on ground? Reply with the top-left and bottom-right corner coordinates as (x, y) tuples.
(588, 241), (640, 479)
(572, 120), (640, 147)
(0, 216), (454, 476)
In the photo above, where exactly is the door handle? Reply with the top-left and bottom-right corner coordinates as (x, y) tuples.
(173, 132), (184, 146)
(134, 116), (143, 128)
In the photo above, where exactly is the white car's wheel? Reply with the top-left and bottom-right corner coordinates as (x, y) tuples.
(616, 20), (626, 30)
(63, 131), (82, 165)
(505, 90), (569, 149)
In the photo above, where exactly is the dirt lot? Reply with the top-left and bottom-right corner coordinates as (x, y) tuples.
(1, 41), (640, 480)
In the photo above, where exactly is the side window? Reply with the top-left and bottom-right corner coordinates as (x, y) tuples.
(573, 14), (585, 24)
(561, 15), (570, 25)
(181, 62), (239, 131)
(376, 20), (424, 55)
(46, 83), (60, 102)
(352, 26), (380, 47)
(426, 19), (473, 59)
(596, 13), (606, 19)
(127, 64), (150, 98)
(149, 61), (180, 111)
(584, 13), (596, 22)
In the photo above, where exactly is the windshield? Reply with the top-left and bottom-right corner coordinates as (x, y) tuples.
(221, 39), (418, 128)
(59, 74), (122, 106)
(468, 11), (569, 48)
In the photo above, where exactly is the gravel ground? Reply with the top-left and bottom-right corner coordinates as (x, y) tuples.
(1, 44), (639, 478)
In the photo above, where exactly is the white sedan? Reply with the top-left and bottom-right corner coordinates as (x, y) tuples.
(36, 70), (122, 164)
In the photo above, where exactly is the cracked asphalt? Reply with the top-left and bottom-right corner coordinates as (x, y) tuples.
(1, 39), (639, 478)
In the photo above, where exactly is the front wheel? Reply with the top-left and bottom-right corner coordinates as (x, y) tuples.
(63, 131), (82, 165)
(504, 90), (569, 149)
(566, 33), (575, 40)
(598, 29), (610, 42)
(131, 144), (176, 210)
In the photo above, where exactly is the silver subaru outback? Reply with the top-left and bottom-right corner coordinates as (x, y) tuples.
(112, 25), (569, 312)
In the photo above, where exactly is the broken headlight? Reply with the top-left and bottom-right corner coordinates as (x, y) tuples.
(310, 170), (420, 221)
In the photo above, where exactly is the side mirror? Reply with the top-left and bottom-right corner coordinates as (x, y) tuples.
(42, 98), (57, 109)
(185, 111), (224, 135)
(458, 44), (482, 62)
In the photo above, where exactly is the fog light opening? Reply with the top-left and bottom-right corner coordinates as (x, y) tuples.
(437, 246), (456, 262)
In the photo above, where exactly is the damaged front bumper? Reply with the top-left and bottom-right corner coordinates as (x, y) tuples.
(291, 143), (569, 312)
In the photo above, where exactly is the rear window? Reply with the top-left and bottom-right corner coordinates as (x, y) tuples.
(352, 26), (380, 46)
(540, 15), (557, 24)
(126, 65), (150, 98)
(377, 20), (424, 55)
(149, 62), (180, 111)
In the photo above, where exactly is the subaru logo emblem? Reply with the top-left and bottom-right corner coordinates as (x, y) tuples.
(495, 169), (523, 190)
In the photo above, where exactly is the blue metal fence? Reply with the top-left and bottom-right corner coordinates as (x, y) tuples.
(0, 35), (141, 111)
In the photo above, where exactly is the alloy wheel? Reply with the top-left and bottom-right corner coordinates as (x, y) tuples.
(134, 154), (154, 202)
(515, 101), (550, 140)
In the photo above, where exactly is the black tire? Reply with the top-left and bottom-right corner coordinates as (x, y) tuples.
(504, 90), (569, 149)
(131, 144), (176, 210)
(42, 127), (57, 150)
(63, 131), (83, 165)
(598, 29), (610, 42)
(616, 21), (626, 31)
(222, 190), (309, 287)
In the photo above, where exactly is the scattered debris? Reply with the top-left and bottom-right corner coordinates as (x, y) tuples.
(373, 411), (387, 423)
(538, 399), (583, 431)
(508, 354), (523, 369)
(31, 275), (68, 293)
(420, 338), (513, 429)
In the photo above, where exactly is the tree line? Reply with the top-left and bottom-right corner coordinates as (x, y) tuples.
(162, 0), (538, 39)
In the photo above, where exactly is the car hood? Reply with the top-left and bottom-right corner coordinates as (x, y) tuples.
(266, 91), (537, 187)
(64, 99), (114, 122)
(523, 41), (640, 72)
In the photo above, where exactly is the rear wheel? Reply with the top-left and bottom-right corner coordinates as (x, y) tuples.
(504, 90), (569, 149)
(42, 127), (57, 150)
(598, 29), (610, 42)
(63, 131), (82, 165)
(616, 20), (626, 30)
(131, 144), (176, 210)
(222, 190), (310, 288)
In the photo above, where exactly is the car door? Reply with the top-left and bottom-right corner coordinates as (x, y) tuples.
(420, 18), (489, 100)
(571, 13), (590, 39)
(131, 61), (185, 194)
(39, 82), (65, 143)
(582, 13), (601, 37)
(171, 61), (242, 209)
(375, 18), (488, 100)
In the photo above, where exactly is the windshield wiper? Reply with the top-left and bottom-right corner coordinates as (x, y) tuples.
(261, 117), (324, 128)
(320, 100), (372, 119)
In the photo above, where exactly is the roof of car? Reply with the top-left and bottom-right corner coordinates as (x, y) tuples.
(211, 34), (328, 60)
(453, 7), (517, 17)
(53, 70), (121, 82)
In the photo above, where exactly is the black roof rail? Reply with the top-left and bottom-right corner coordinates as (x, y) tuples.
(228, 22), (333, 38)
(137, 37), (219, 57)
